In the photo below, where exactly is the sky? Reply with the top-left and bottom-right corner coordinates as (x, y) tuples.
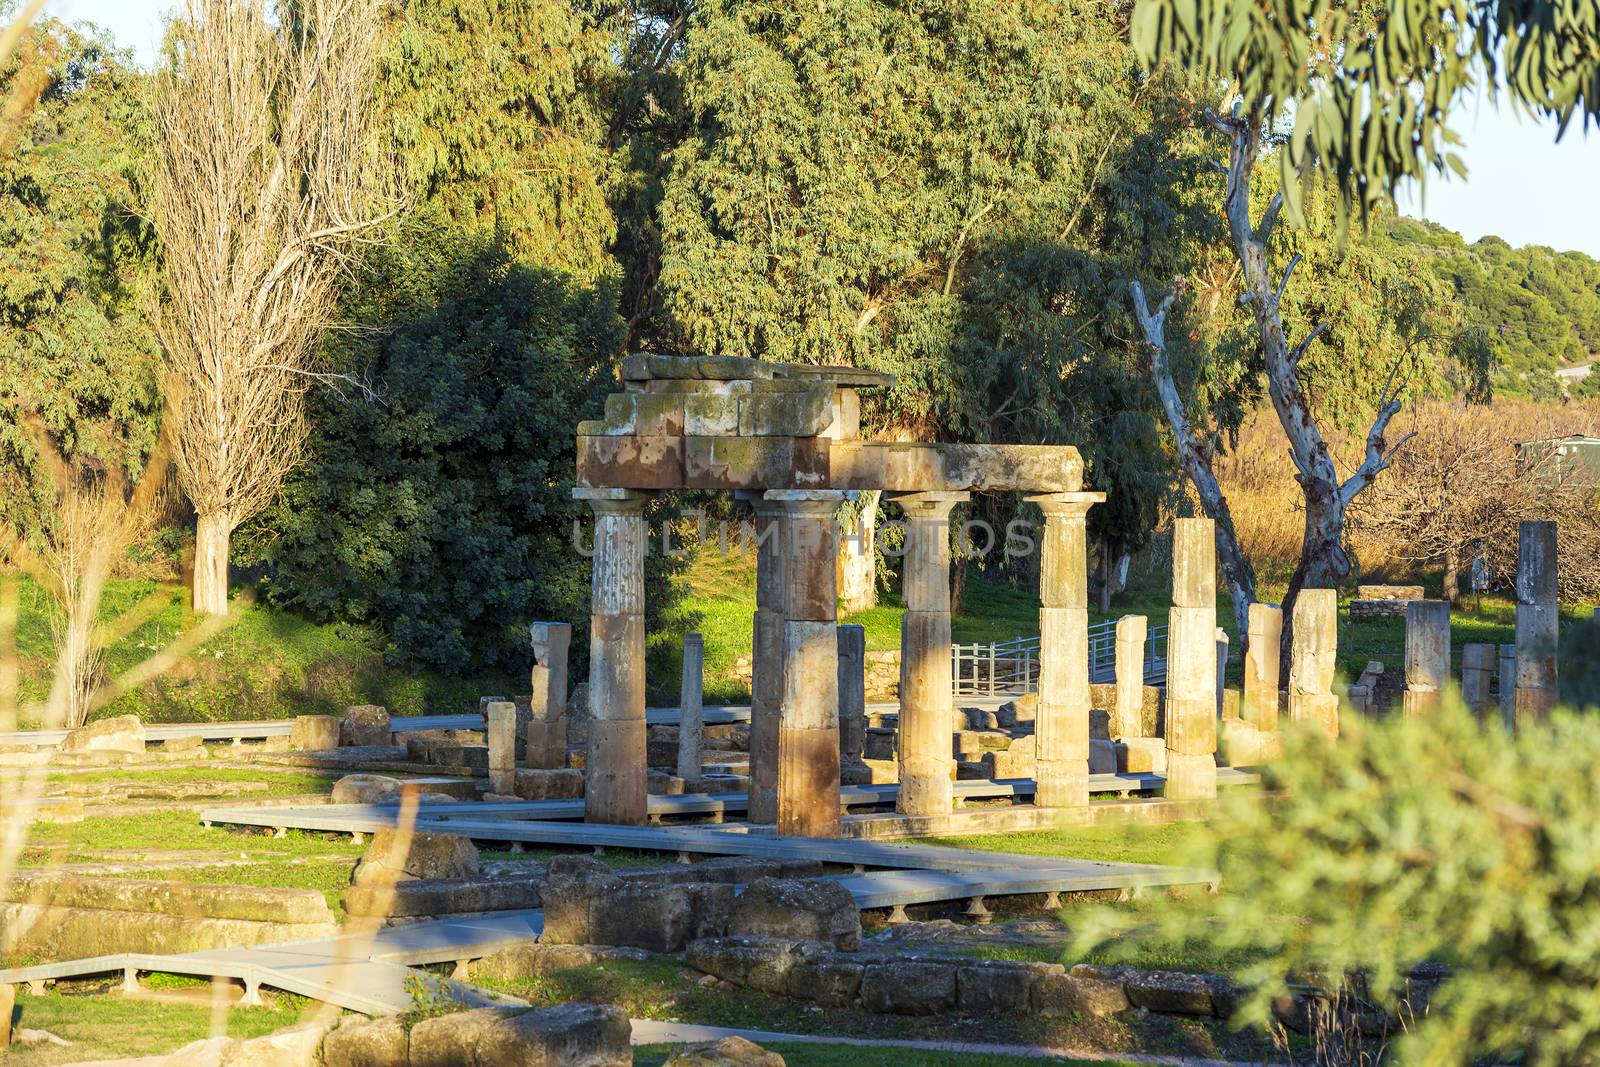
(41, 0), (1600, 261)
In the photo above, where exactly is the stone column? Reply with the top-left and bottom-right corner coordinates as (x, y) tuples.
(1029, 491), (1105, 808)
(747, 496), (787, 825)
(1112, 614), (1147, 739)
(577, 488), (650, 826)
(894, 492), (967, 817)
(1513, 520), (1559, 728)
(1243, 603), (1282, 731)
(525, 622), (571, 769)
(837, 624), (870, 785)
(1288, 589), (1339, 739)
(770, 490), (847, 837)
(485, 700), (517, 796)
(1165, 517), (1218, 800)
(1497, 643), (1517, 730)
(677, 632), (705, 785)
(1460, 642), (1496, 717)
(1402, 600), (1451, 718)
(1215, 628), (1230, 714)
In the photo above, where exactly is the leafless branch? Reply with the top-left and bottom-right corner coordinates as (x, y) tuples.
(1290, 322), (1328, 368)
(1274, 252), (1301, 307)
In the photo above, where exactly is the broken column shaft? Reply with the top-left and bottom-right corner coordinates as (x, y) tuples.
(677, 631), (705, 785)
(1514, 520), (1559, 728)
(1113, 614), (1147, 739)
(1165, 517), (1218, 800)
(1402, 600), (1451, 717)
(525, 622), (572, 770)
(837, 623), (869, 785)
(1288, 589), (1339, 740)
(747, 496), (787, 824)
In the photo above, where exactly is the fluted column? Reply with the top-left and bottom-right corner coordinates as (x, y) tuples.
(769, 490), (847, 837)
(1029, 491), (1104, 809)
(576, 488), (650, 825)
(893, 492), (967, 817)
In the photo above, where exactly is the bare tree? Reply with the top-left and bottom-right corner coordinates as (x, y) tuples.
(1134, 102), (1416, 660)
(148, 0), (391, 615)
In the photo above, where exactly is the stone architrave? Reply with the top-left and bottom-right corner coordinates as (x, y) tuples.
(677, 632), (705, 785)
(1513, 520), (1559, 728)
(1028, 491), (1105, 808)
(1243, 602), (1282, 731)
(746, 495), (787, 825)
(1288, 589), (1339, 739)
(1112, 615), (1147, 739)
(893, 492), (968, 817)
(768, 489), (847, 837)
(1164, 517), (1218, 800)
(1460, 642), (1497, 717)
(485, 701), (518, 796)
(1402, 600), (1451, 718)
(576, 488), (651, 825)
(837, 624), (870, 785)
(526, 622), (572, 769)
(1497, 643), (1517, 730)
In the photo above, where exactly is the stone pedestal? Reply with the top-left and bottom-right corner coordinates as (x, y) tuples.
(1514, 520), (1559, 728)
(1028, 492), (1104, 808)
(837, 624), (870, 784)
(1164, 518), (1217, 800)
(770, 490), (846, 837)
(1288, 589), (1339, 740)
(1112, 615), (1147, 739)
(1243, 602), (1282, 733)
(577, 488), (650, 825)
(1402, 600), (1451, 718)
(893, 492), (967, 817)
(486, 701), (518, 796)
(526, 622), (572, 769)
(677, 632), (705, 785)
(1460, 642), (1496, 716)
(747, 496), (787, 825)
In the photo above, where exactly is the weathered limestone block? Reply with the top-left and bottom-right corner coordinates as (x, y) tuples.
(1164, 752), (1217, 802)
(836, 624), (870, 784)
(339, 705), (391, 748)
(686, 936), (809, 995)
(727, 877), (862, 951)
(1461, 642), (1497, 716)
(860, 960), (960, 1015)
(581, 488), (650, 826)
(1288, 588), (1339, 739)
(486, 700), (518, 796)
(289, 715), (339, 751)
(1088, 738), (1118, 774)
(1403, 600), (1451, 718)
(1125, 969), (1221, 1016)
(664, 1036), (787, 1067)
(471, 943), (650, 982)
(58, 714), (145, 755)
(409, 1004), (631, 1067)
(1033, 966), (1130, 1018)
(1514, 519), (1559, 727)
(981, 733), (1036, 779)
(1243, 603), (1283, 731)
(0, 901), (337, 958)
(683, 436), (830, 491)
(330, 773), (403, 804)
(1164, 518), (1218, 799)
(787, 953), (866, 1007)
(621, 353), (774, 382)
(526, 621), (572, 768)
(351, 830), (479, 886)
(323, 1016), (409, 1067)
(1030, 491), (1102, 809)
(540, 856), (733, 952)
(737, 381), (835, 437)
(956, 960), (1062, 1015)
(576, 434), (685, 489)
(1113, 614), (1147, 739)
(344, 875), (543, 919)
(1115, 736), (1167, 775)
(678, 632), (706, 785)
(0, 982), (11, 1050)
(514, 768), (585, 800)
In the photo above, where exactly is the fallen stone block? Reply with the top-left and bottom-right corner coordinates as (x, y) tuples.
(58, 715), (145, 755)
(351, 829), (479, 886)
(344, 875), (542, 918)
(340, 705), (392, 747)
(1088, 738), (1118, 774)
(0, 902), (338, 958)
(1125, 969), (1216, 1015)
(2, 871), (334, 924)
(859, 959), (957, 1015)
(727, 877), (861, 951)
(289, 715), (340, 751)
(514, 767), (585, 800)
(685, 936), (808, 995)
(956, 960), (1060, 1015)
(321, 1016), (409, 1067)
(1115, 737), (1166, 775)
(785, 952), (865, 1008)
(541, 856), (733, 952)
(664, 1035), (786, 1067)
(1033, 965), (1131, 1018)
(471, 943), (650, 982)
(410, 1004), (630, 1067)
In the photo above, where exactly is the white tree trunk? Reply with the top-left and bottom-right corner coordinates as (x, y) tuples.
(193, 512), (232, 616)
(838, 489), (879, 614)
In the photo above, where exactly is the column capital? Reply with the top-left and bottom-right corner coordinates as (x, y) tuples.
(573, 487), (653, 514)
(891, 491), (969, 518)
(1025, 491), (1105, 518)
(763, 489), (848, 518)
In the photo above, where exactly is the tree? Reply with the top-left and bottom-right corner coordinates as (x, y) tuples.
(148, 0), (391, 616)
(658, 0), (1219, 583)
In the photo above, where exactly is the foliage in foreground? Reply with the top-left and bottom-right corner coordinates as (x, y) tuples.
(1075, 699), (1600, 1066)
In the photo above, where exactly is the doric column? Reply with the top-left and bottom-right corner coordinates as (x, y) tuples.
(525, 622), (571, 769)
(1112, 614), (1147, 739)
(837, 624), (870, 784)
(1242, 603), (1282, 731)
(1514, 520), (1559, 728)
(1028, 491), (1104, 809)
(893, 492), (967, 817)
(746, 495), (787, 824)
(1165, 517), (1217, 800)
(576, 488), (650, 825)
(769, 490), (847, 837)
(1402, 600), (1450, 717)
(677, 632), (705, 785)
(1288, 589), (1339, 740)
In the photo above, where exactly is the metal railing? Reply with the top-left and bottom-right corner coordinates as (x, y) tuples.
(952, 619), (1168, 696)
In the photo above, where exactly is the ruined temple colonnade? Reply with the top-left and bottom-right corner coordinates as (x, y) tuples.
(572, 354), (1100, 836)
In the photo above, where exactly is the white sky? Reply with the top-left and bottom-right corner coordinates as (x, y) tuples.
(42, 0), (1600, 260)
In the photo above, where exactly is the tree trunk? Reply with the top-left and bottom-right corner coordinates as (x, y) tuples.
(1278, 493), (1348, 674)
(1098, 540), (1114, 614)
(193, 512), (232, 616)
(1442, 543), (1460, 605)
(837, 490), (879, 615)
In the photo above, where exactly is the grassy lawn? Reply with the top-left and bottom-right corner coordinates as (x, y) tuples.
(920, 823), (1188, 867)
(637, 1043), (1140, 1066)
(19, 811), (367, 865)
(2, 990), (308, 1066)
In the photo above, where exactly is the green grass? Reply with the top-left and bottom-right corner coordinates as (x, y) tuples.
(2, 990), (308, 1066)
(20, 810), (367, 865)
(136, 860), (358, 915)
(636, 1043), (1138, 1066)
(919, 823), (1188, 867)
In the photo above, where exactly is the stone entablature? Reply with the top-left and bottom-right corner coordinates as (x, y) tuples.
(576, 355), (1082, 493)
